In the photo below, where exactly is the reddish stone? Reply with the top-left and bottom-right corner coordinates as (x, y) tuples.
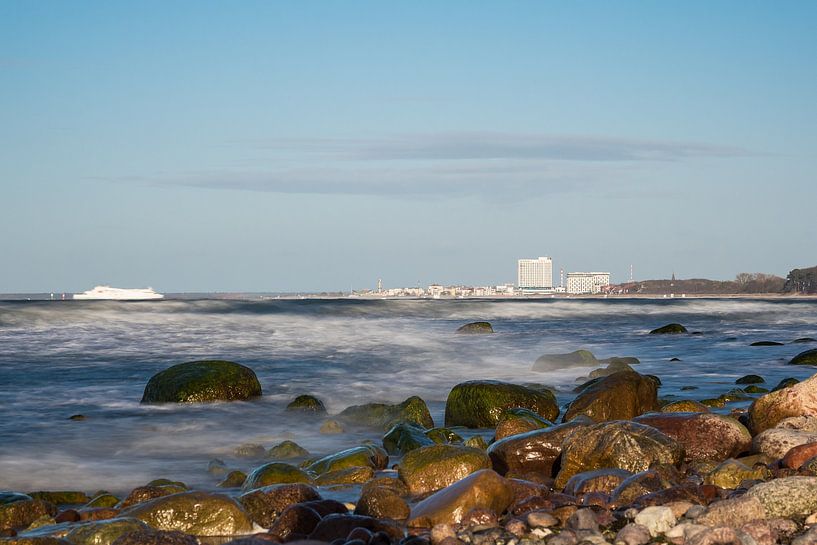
(782, 442), (817, 469)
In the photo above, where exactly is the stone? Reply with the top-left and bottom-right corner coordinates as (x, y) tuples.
(86, 495), (119, 509)
(237, 483), (320, 528)
(649, 324), (688, 335)
(749, 373), (817, 434)
(746, 476), (817, 518)
(407, 469), (513, 527)
(218, 471), (248, 489)
(782, 442), (817, 469)
(319, 419), (344, 434)
(207, 459), (227, 477)
(286, 394), (326, 413)
(744, 385), (769, 394)
(526, 511), (558, 528)
(751, 341), (784, 346)
(661, 401), (710, 413)
(588, 361), (635, 380)
(110, 529), (198, 545)
(696, 495), (766, 527)
(487, 420), (589, 478)
(494, 408), (552, 440)
(314, 466), (375, 486)
(555, 421), (683, 489)
(241, 462), (313, 491)
(64, 518), (150, 545)
(634, 412), (751, 462)
(703, 459), (769, 489)
(306, 445), (388, 475)
(399, 444), (491, 496)
(308, 514), (403, 542)
(563, 372), (659, 423)
(119, 487), (176, 509)
(354, 486), (410, 521)
(464, 436), (488, 450)
(267, 440), (309, 460)
(609, 470), (674, 507)
(564, 469), (632, 497)
(753, 419), (817, 459)
(383, 422), (435, 455)
(773, 377), (799, 391)
(615, 523), (651, 545)
(140, 360), (262, 403)
(566, 508), (599, 531)
(0, 500), (56, 531)
(444, 381), (559, 428)
(736, 375), (764, 385)
(120, 491), (253, 536)
(425, 427), (463, 445)
(456, 322), (493, 334)
(234, 443), (266, 459)
(338, 396), (434, 430)
(634, 506), (675, 537)
(27, 492), (90, 506)
(532, 350), (598, 372)
(791, 349), (817, 366)
(268, 504), (322, 541)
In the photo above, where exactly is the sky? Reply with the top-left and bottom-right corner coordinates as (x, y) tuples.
(1, 1), (816, 293)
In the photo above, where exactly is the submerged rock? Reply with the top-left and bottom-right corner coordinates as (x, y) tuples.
(790, 349), (817, 366)
(407, 469), (513, 527)
(749, 373), (817, 433)
(649, 324), (688, 335)
(217, 471), (247, 489)
(532, 349), (597, 371)
(398, 444), (491, 496)
(736, 375), (764, 385)
(120, 491), (253, 536)
(444, 380), (559, 428)
(634, 412), (751, 462)
(267, 440), (309, 460)
(27, 492), (90, 506)
(337, 396), (433, 430)
(285, 394), (326, 413)
(456, 322), (494, 334)
(772, 377), (799, 391)
(563, 371), (659, 423)
(140, 360), (262, 403)
(751, 341), (784, 346)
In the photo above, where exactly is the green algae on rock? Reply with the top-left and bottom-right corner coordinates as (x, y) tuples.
(455, 322), (494, 334)
(660, 400), (710, 413)
(444, 380), (559, 428)
(306, 445), (388, 475)
(140, 360), (261, 403)
(120, 491), (253, 536)
(398, 444), (491, 496)
(267, 440), (310, 460)
(65, 518), (150, 545)
(790, 349), (817, 366)
(382, 422), (434, 455)
(649, 323), (688, 335)
(736, 374), (764, 385)
(337, 396), (433, 430)
(285, 394), (326, 413)
(532, 349), (598, 371)
(241, 462), (313, 491)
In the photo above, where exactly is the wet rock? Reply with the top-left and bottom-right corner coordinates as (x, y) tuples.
(456, 322), (493, 334)
(0, 500), (56, 531)
(615, 523), (651, 545)
(314, 466), (375, 486)
(207, 459), (228, 477)
(319, 419), (345, 434)
(65, 518), (150, 545)
(383, 422), (435, 455)
(27, 492), (90, 506)
(234, 443), (266, 459)
(217, 471), (248, 488)
(744, 385), (769, 394)
(120, 487), (180, 509)
(703, 459), (769, 489)
(399, 444), (491, 496)
(564, 469), (632, 497)
(464, 436), (488, 450)
(588, 361), (635, 380)
(299, 499), (348, 518)
(425, 427), (463, 445)
(267, 440), (309, 460)
(736, 375), (764, 385)
(532, 350), (598, 372)
(609, 470), (674, 507)
(752, 417), (817, 458)
(407, 469), (513, 528)
(86, 495), (120, 509)
(338, 396), (434, 430)
(120, 491), (253, 536)
(634, 412), (751, 462)
(772, 377), (799, 391)
(749, 373), (817, 434)
(563, 371), (659, 423)
(649, 324), (688, 335)
(494, 408), (552, 440)
(696, 495), (766, 527)
(308, 513), (403, 542)
(77, 508), (119, 522)
(487, 420), (590, 477)
(242, 462), (313, 491)
(791, 349), (817, 366)
(0, 493), (32, 506)
(634, 506), (675, 537)
(286, 394), (327, 413)
(555, 420), (683, 489)
(238, 483), (320, 528)
(140, 360), (262, 403)
(307, 445), (388, 475)
(355, 486), (410, 520)
(110, 529), (199, 545)
(783, 442), (817, 469)
(444, 381), (559, 428)
(746, 476), (817, 518)
(661, 400), (710, 413)
(268, 504), (322, 541)
(794, 338), (817, 344)
(751, 341), (784, 347)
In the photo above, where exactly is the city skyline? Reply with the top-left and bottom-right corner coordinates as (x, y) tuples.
(2, 2), (816, 292)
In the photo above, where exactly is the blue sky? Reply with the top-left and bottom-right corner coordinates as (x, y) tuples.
(1, 1), (815, 292)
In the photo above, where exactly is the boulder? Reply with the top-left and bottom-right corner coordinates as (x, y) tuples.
(748, 373), (817, 434)
(487, 420), (590, 477)
(314, 466), (375, 487)
(696, 495), (767, 527)
(238, 483), (320, 528)
(382, 422), (434, 455)
(241, 462), (313, 491)
(28, 492), (91, 506)
(308, 514), (402, 542)
(285, 395), (326, 413)
(634, 412), (751, 462)
(532, 350), (597, 372)
(563, 371), (659, 423)
(661, 400), (710, 413)
(64, 518), (150, 545)
(337, 396), (433, 430)
(140, 360), (261, 403)
(120, 491), (253, 536)
(306, 445), (388, 475)
(0, 499), (55, 531)
(267, 504), (322, 541)
(649, 324), (688, 335)
(563, 468), (632, 497)
(444, 381), (559, 428)
(398, 444), (491, 496)
(267, 440), (309, 460)
(746, 476), (817, 518)
(354, 486), (410, 521)
(407, 469), (513, 527)
(609, 469), (675, 507)
(555, 421), (683, 489)
(494, 408), (553, 440)
(736, 375), (764, 385)
(790, 349), (817, 366)
(703, 459), (769, 489)
(217, 471), (247, 489)
(456, 322), (494, 334)
(588, 361), (635, 380)
(782, 442), (817, 469)
(772, 377), (799, 391)
(752, 417), (817, 459)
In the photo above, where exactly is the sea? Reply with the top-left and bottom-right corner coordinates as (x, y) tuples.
(0, 297), (815, 495)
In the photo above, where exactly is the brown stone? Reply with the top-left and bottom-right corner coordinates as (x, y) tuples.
(308, 514), (403, 542)
(563, 371), (659, 423)
(398, 444), (491, 496)
(78, 508), (119, 522)
(268, 504), (321, 541)
(119, 487), (174, 509)
(238, 484), (321, 528)
(696, 495), (766, 527)
(609, 470), (673, 507)
(354, 486), (410, 520)
(783, 442), (817, 469)
(634, 412), (751, 462)
(0, 500), (56, 531)
(487, 421), (589, 477)
(749, 373), (817, 434)
(563, 468), (632, 497)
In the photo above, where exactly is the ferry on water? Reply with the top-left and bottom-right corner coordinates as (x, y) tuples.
(73, 286), (164, 300)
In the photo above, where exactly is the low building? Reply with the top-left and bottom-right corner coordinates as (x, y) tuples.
(566, 272), (611, 294)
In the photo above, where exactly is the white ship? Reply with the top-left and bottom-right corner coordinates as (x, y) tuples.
(73, 285), (164, 300)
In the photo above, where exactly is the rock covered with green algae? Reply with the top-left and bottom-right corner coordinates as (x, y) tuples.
(455, 321), (494, 334)
(407, 469), (513, 527)
(140, 360), (262, 403)
(398, 444), (491, 496)
(649, 323), (688, 334)
(444, 380), (559, 428)
(790, 348), (817, 366)
(306, 444), (388, 475)
(660, 400), (710, 413)
(532, 349), (598, 371)
(285, 394), (326, 413)
(703, 459), (770, 489)
(241, 462), (313, 491)
(119, 491), (253, 536)
(337, 396), (433, 430)
(555, 420), (684, 489)
(267, 440), (309, 460)
(382, 422), (434, 455)
(64, 518), (151, 545)
(563, 371), (660, 423)
(27, 492), (90, 506)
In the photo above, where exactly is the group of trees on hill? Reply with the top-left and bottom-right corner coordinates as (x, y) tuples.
(783, 266), (817, 294)
(612, 268), (817, 295)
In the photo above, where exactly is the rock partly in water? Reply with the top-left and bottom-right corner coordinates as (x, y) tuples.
(398, 444), (491, 496)
(751, 341), (784, 346)
(790, 349), (817, 366)
(444, 380), (559, 428)
(633, 412), (751, 462)
(314, 466), (375, 487)
(563, 371), (659, 423)
(660, 400), (710, 413)
(241, 462), (313, 491)
(748, 373), (817, 434)
(555, 420), (683, 489)
(267, 440), (309, 460)
(27, 492), (90, 506)
(306, 445), (388, 475)
(120, 491), (253, 536)
(532, 350), (598, 372)
(487, 420), (591, 478)
(285, 395), (326, 414)
(407, 469), (513, 527)
(337, 396), (434, 430)
(238, 483), (320, 528)
(456, 322), (494, 334)
(493, 408), (553, 441)
(649, 324), (688, 335)
(140, 360), (262, 403)
(382, 422), (434, 455)
(736, 375), (764, 385)
(0, 499), (56, 531)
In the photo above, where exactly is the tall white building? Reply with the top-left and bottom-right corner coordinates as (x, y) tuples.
(517, 257), (553, 290)
(566, 272), (611, 294)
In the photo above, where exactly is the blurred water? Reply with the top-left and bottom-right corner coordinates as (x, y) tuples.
(0, 297), (815, 494)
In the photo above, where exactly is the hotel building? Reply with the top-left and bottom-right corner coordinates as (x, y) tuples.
(566, 272), (611, 294)
(517, 257), (553, 290)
